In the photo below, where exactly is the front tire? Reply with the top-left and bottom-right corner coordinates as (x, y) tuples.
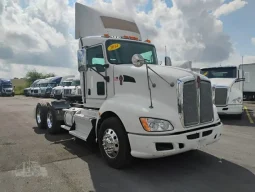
(98, 117), (133, 169)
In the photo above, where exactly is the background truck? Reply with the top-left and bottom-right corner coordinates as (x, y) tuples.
(41, 76), (62, 98)
(0, 78), (14, 96)
(62, 77), (82, 102)
(200, 65), (244, 119)
(52, 76), (75, 99)
(34, 3), (222, 169)
(32, 79), (44, 97)
(240, 63), (255, 100)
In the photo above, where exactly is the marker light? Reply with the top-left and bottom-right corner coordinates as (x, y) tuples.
(145, 39), (151, 43)
(103, 34), (110, 38)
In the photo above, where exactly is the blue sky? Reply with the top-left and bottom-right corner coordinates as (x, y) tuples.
(220, 0), (255, 55)
(68, 0), (254, 56)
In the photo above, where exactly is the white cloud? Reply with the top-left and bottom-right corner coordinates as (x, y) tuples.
(214, 0), (248, 18)
(0, 0), (252, 78)
(251, 37), (255, 46)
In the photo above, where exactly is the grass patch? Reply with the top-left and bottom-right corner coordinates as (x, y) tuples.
(14, 85), (27, 95)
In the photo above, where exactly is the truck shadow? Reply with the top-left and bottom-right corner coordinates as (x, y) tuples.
(220, 110), (254, 127)
(33, 126), (255, 192)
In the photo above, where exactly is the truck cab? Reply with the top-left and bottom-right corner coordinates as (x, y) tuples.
(32, 79), (44, 97)
(41, 76), (62, 98)
(0, 78), (14, 96)
(34, 3), (223, 169)
(52, 76), (75, 99)
(200, 66), (244, 118)
(63, 77), (81, 100)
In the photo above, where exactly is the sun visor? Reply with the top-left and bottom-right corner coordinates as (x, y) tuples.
(75, 3), (141, 39)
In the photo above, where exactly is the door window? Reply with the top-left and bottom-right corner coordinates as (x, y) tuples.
(86, 45), (105, 65)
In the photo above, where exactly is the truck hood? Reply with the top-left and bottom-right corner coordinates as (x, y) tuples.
(209, 78), (236, 87)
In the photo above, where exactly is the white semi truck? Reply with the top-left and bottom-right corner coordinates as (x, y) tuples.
(34, 3), (222, 169)
(240, 63), (255, 100)
(200, 65), (244, 119)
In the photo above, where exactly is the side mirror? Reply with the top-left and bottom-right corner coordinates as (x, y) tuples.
(165, 56), (172, 66)
(132, 54), (145, 67)
(77, 49), (86, 72)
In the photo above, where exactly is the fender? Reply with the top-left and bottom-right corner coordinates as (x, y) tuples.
(98, 94), (184, 135)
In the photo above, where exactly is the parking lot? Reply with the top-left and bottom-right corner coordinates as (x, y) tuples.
(0, 96), (254, 192)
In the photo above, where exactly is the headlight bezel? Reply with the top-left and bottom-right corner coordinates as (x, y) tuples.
(139, 117), (174, 132)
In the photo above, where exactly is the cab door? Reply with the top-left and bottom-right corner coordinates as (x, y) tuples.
(85, 44), (108, 107)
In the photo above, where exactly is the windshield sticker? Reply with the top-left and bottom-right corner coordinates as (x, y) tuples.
(203, 71), (208, 76)
(108, 43), (121, 51)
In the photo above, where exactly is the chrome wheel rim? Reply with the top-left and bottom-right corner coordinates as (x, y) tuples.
(102, 129), (119, 158)
(47, 111), (53, 129)
(36, 108), (41, 124)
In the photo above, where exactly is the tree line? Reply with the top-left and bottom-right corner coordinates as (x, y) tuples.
(25, 70), (56, 86)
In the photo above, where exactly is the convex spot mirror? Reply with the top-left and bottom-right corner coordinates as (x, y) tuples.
(132, 54), (145, 67)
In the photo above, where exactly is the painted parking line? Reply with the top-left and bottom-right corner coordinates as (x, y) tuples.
(244, 106), (254, 124)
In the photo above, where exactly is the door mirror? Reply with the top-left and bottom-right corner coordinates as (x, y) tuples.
(132, 54), (144, 67)
(165, 56), (172, 66)
(77, 49), (87, 72)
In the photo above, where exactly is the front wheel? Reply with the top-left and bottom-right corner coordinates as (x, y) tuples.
(98, 117), (133, 169)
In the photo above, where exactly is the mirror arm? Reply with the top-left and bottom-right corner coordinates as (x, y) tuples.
(87, 65), (110, 82)
(147, 66), (172, 86)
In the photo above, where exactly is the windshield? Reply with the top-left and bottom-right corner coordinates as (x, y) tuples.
(105, 40), (158, 65)
(61, 81), (72, 86)
(3, 84), (12, 88)
(40, 83), (48, 87)
(71, 80), (80, 86)
(201, 67), (237, 78)
(48, 83), (56, 87)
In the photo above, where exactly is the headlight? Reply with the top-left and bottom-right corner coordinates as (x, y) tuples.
(232, 97), (242, 104)
(140, 118), (174, 132)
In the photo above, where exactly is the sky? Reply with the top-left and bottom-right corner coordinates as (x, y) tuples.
(0, 0), (254, 79)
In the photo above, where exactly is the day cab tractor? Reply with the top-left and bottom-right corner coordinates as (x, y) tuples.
(34, 3), (223, 169)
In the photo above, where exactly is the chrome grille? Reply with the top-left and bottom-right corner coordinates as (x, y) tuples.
(183, 81), (199, 126)
(181, 78), (214, 127)
(78, 88), (82, 95)
(215, 88), (228, 106)
(200, 81), (214, 123)
(64, 89), (71, 95)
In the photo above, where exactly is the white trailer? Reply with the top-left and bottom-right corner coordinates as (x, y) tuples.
(200, 65), (244, 118)
(239, 63), (255, 100)
(34, 3), (222, 169)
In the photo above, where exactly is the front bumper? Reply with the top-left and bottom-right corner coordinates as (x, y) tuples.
(1, 92), (13, 96)
(216, 104), (243, 115)
(128, 122), (222, 159)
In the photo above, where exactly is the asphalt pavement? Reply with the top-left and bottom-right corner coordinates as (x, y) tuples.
(0, 96), (254, 192)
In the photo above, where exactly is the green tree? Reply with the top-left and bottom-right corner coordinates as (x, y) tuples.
(25, 70), (55, 86)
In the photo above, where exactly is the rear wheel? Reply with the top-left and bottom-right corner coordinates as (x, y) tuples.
(46, 105), (61, 134)
(35, 103), (48, 129)
(98, 117), (133, 169)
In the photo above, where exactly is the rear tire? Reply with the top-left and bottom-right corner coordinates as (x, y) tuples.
(35, 103), (48, 129)
(46, 105), (61, 134)
(98, 117), (133, 169)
